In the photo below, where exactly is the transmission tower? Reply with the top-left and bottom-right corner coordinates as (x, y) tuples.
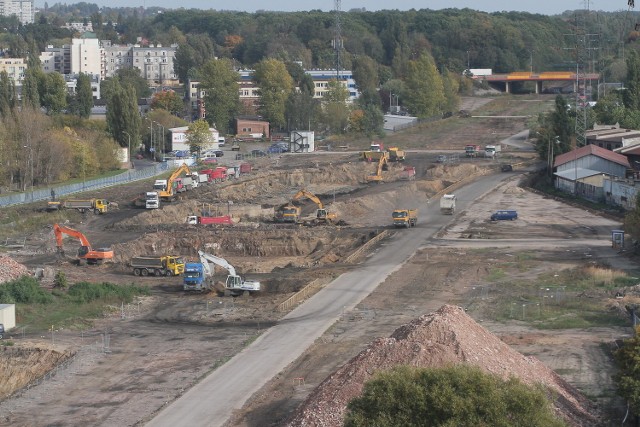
(332, 0), (343, 80)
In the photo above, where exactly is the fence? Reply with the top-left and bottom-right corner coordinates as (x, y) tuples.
(0, 163), (169, 207)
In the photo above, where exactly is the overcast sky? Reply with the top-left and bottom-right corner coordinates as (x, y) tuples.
(37, 1), (632, 15)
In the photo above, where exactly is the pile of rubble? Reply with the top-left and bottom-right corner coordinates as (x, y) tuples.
(287, 305), (600, 427)
(0, 254), (29, 284)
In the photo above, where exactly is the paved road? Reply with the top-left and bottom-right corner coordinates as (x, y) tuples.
(145, 173), (519, 427)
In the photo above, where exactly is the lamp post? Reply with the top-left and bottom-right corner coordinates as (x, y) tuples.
(549, 136), (559, 177)
(466, 50), (470, 70)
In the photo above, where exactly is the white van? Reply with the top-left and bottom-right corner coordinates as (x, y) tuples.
(217, 137), (225, 146)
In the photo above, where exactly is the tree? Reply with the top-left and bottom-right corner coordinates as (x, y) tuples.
(352, 55), (379, 94)
(345, 365), (566, 427)
(624, 195), (640, 248)
(442, 68), (461, 115)
(150, 90), (184, 116)
(623, 50), (640, 110)
(403, 53), (445, 118)
(615, 326), (640, 416)
(174, 33), (216, 84)
(253, 58), (294, 130)
(106, 80), (141, 150)
(40, 72), (67, 115)
(320, 79), (350, 134)
(286, 91), (319, 132)
(187, 119), (213, 155)
(198, 58), (240, 134)
(21, 68), (41, 109)
(0, 70), (16, 117)
(102, 68), (151, 100)
(74, 73), (93, 119)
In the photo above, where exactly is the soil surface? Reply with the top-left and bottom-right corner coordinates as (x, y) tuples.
(1, 95), (635, 427)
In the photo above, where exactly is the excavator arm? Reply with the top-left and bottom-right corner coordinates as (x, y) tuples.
(53, 223), (92, 250)
(160, 164), (192, 199)
(292, 189), (324, 210)
(197, 250), (237, 277)
(53, 223), (113, 264)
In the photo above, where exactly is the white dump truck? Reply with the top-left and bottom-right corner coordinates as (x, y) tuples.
(440, 194), (456, 215)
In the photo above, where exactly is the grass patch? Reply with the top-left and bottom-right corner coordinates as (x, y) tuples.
(486, 268), (506, 282)
(5, 276), (150, 332)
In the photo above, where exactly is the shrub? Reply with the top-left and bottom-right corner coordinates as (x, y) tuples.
(0, 276), (53, 304)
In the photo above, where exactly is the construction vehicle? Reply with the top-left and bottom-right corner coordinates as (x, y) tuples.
(392, 209), (418, 228)
(399, 166), (416, 180)
(388, 147), (406, 161)
(361, 142), (388, 161)
(274, 204), (301, 223)
(145, 192), (160, 209)
(465, 144), (482, 158)
(156, 164), (192, 202)
(183, 262), (208, 291)
(47, 199), (109, 214)
(187, 215), (233, 225)
(197, 250), (261, 296)
(53, 223), (114, 265)
(366, 155), (389, 183)
(485, 145), (500, 158)
(290, 188), (338, 223)
(440, 194), (456, 215)
(130, 256), (185, 276)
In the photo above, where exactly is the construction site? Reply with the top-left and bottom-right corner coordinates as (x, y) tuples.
(0, 95), (638, 426)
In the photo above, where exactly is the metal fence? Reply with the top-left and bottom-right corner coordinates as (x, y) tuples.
(0, 163), (169, 207)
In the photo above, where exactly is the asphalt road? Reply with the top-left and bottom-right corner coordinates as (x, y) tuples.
(146, 172), (510, 427)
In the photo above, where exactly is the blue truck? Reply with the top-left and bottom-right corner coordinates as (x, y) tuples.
(183, 262), (207, 291)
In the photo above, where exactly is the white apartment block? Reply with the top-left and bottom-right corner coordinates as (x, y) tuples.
(0, 0), (33, 24)
(71, 37), (103, 77)
(0, 57), (26, 84)
(306, 70), (359, 102)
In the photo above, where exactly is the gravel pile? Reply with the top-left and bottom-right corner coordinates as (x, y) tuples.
(286, 305), (600, 427)
(0, 254), (29, 284)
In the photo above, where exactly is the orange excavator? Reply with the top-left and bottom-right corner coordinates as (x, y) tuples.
(53, 223), (114, 265)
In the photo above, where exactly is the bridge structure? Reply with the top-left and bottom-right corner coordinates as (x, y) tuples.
(481, 71), (600, 94)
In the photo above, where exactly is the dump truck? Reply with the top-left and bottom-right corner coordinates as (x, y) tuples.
(392, 209), (418, 228)
(440, 194), (456, 214)
(485, 145), (501, 158)
(186, 215), (233, 225)
(47, 199), (109, 214)
(130, 255), (185, 276)
(465, 144), (482, 158)
(388, 147), (406, 161)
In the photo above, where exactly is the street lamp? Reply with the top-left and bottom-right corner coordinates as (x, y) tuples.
(548, 136), (560, 176)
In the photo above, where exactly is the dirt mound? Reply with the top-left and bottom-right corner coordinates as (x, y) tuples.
(0, 344), (73, 400)
(0, 254), (30, 283)
(286, 305), (600, 427)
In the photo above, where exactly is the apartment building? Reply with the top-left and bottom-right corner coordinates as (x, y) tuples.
(0, 57), (26, 84)
(306, 70), (359, 102)
(0, 0), (33, 24)
(71, 36), (103, 77)
(103, 40), (178, 87)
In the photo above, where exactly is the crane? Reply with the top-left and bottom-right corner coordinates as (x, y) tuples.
(197, 250), (261, 296)
(291, 188), (338, 223)
(158, 164), (192, 201)
(366, 154), (389, 183)
(53, 223), (114, 265)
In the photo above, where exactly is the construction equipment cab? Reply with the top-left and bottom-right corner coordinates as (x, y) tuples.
(53, 223), (114, 265)
(392, 209), (418, 228)
(291, 189), (338, 223)
(440, 194), (456, 215)
(366, 155), (389, 183)
(158, 164), (192, 202)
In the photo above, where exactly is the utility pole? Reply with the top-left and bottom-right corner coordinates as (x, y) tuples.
(332, 0), (342, 81)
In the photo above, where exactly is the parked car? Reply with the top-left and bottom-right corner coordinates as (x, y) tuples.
(202, 157), (218, 164)
(268, 145), (287, 154)
(251, 149), (267, 157)
(490, 210), (518, 221)
(501, 164), (513, 172)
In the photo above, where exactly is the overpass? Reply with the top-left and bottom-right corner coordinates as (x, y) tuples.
(481, 71), (600, 94)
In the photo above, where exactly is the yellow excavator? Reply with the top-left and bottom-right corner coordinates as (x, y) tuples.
(277, 189), (338, 224)
(155, 164), (192, 201)
(366, 154), (389, 183)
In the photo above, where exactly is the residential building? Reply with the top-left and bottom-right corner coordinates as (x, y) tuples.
(553, 144), (630, 200)
(65, 73), (101, 100)
(64, 22), (93, 32)
(0, 0), (33, 24)
(103, 41), (178, 88)
(71, 35), (103, 77)
(40, 45), (70, 74)
(169, 126), (220, 152)
(306, 69), (359, 102)
(0, 57), (26, 85)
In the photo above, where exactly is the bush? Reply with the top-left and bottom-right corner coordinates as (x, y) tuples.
(0, 276), (53, 304)
(53, 271), (68, 289)
(67, 282), (149, 304)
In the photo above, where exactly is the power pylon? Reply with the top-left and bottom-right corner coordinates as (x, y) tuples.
(332, 0), (343, 80)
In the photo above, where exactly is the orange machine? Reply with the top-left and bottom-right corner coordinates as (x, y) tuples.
(53, 223), (114, 265)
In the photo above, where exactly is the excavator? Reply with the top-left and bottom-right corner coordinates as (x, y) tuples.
(366, 154), (389, 183)
(197, 250), (261, 296)
(282, 188), (338, 224)
(53, 223), (114, 265)
(156, 164), (192, 201)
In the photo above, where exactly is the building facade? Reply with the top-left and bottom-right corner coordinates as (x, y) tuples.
(71, 36), (103, 77)
(0, 0), (33, 24)
(0, 57), (26, 86)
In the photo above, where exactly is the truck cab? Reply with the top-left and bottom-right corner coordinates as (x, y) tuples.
(183, 263), (207, 291)
(145, 192), (159, 209)
(153, 179), (168, 191)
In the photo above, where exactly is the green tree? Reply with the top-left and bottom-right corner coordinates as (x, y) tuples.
(345, 365), (566, 427)
(615, 326), (640, 415)
(21, 68), (41, 109)
(623, 50), (640, 110)
(150, 90), (184, 116)
(102, 68), (151, 100)
(198, 58), (240, 134)
(285, 61), (315, 96)
(320, 79), (350, 134)
(286, 91), (319, 132)
(442, 68), (461, 115)
(0, 70), (16, 117)
(352, 55), (379, 94)
(253, 58), (294, 130)
(624, 195), (640, 249)
(187, 119), (213, 155)
(404, 53), (445, 118)
(74, 73), (93, 119)
(41, 72), (67, 114)
(174, 33), (216, 84)
(106, 80), (141, 150)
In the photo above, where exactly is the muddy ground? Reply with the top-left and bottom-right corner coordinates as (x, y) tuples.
(2, 95), (635, 426)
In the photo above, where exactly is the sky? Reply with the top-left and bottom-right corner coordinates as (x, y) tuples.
(36, 0), (633, 16)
